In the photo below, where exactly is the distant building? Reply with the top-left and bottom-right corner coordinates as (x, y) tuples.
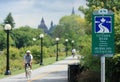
(71, 7), (75, 15)
(38, 7), (75, 34)
(50, 21), (54, 28)
(49, 21), (56, 35)
(38, 17), (48, 33)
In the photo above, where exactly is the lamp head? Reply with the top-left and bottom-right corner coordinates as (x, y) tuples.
(4, 24), (11, 30)
(56, 38), (59, 41)
(72, 40), (74, 43)
(65, 39), (68, 42)
(40, 34), (44, 38)
(33, 38), (36, 41)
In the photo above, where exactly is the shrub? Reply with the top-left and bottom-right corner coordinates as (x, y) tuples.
(77, 70), (100, 82)
(105, 54), (120, 82)
(47, 46), (56, 57)
(0, 54), (6, 74)
(3, 47), (20, 60)
(10, 47), (20, 59)
(10, 59), (23, 71)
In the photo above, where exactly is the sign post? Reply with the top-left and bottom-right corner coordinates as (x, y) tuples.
(92, 9), (114, 82)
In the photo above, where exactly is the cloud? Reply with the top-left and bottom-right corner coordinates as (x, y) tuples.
(0, 0), (86, 28)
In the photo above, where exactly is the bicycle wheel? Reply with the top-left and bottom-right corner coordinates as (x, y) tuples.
(26, 67), (31, 78)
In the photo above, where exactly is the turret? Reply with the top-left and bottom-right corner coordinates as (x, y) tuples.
(38, 17), (48, 33)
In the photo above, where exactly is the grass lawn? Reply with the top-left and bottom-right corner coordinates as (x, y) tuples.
(0, 56), (66, 79)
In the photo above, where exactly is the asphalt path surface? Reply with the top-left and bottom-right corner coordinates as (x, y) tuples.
(0, 56), (80, 82)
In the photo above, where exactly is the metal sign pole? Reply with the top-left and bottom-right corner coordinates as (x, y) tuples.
(101, 55), (105, 82)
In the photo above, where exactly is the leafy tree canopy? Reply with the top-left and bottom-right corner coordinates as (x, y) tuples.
(11, 26), (43, 48)
(51, 15), (86, 49)
(52, 15), (85, 39)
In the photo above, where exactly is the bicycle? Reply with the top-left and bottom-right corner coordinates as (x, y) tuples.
(25, 63), (31, 79)
(72, 53), (75, 58)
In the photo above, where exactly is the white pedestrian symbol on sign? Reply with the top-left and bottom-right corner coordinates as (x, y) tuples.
(95, 16), (111, 33)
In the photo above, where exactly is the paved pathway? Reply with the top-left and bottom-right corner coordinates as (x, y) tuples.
(0, 56), (80, 82)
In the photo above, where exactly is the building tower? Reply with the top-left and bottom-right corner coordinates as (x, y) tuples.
(49, 21), (56, 35)
(50, 21), (53, 28)
(38, 17), (48, 33)
(72, 7), (75, 15)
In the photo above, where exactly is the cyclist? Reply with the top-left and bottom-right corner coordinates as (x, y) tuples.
(72, 49), (76, 57)
(24, 50), (33, 77)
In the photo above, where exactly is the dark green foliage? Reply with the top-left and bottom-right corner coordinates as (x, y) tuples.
(105, 54), (120, 82)
(0, 30), (14, 50)
(11, 26), (43, 48)
(0, 30), (6, 50)
(79, 35), (101, 72)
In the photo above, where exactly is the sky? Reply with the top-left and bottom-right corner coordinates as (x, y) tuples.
(0, 0), (87, 29)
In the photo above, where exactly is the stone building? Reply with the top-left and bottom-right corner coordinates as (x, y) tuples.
(38, 17), (48, 33)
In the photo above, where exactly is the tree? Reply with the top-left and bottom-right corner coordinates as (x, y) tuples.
(79, 0), (120, 23)
(51, 15), (86, 50)
(52, 15), (85, 38)
(114, 12), (120, 53)
(4, 12), (15, 28)
(11, 26), (43, 48)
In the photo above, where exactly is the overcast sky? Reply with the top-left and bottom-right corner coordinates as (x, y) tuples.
(0, 0), (87, 28)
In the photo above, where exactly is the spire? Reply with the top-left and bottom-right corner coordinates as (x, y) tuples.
(38, 17), (48, 33)
(72, 7), (75, 15)
(51, 21), (53, 27)
(41, 17), (44, 23)
(49, 20), (56, 35)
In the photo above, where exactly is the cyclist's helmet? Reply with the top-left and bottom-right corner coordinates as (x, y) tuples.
(26, 50), (31, 53)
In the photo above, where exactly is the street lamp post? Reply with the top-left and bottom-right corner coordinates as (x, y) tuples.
(39, 34), (44, 65)
(4, 24), (11, 75)
(56, 38), (59, 61)
(65, 39), (68, 56)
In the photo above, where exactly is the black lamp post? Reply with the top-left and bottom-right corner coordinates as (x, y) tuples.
(40, 34), (44, 65)
(4, 24), (11, 75)
(65, 39), (68, 56)
(56, 37), (59, 61)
